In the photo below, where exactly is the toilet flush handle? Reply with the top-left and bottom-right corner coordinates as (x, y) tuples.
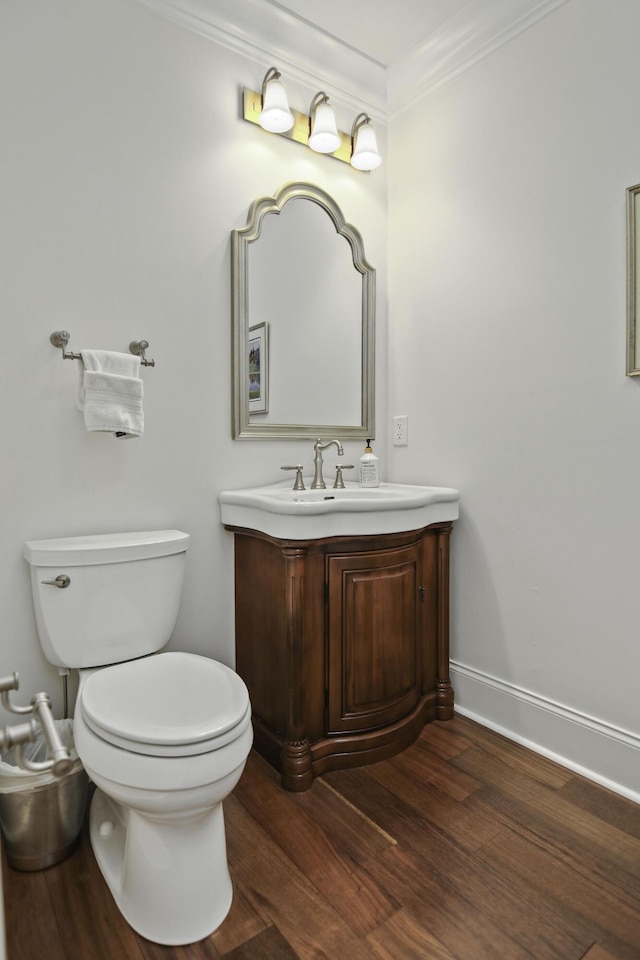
(41, 574), (71, 588)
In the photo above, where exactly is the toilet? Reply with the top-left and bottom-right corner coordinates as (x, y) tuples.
(23, 530), (252, 946)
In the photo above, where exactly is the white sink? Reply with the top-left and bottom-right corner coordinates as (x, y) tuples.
(219, 480), (460, 539)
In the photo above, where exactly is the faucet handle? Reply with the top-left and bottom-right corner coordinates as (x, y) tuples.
(281, 465), (305, 491)
(333, 464), (354, 489)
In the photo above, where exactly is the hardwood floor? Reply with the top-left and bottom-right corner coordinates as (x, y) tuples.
(3, 715), (639, 959)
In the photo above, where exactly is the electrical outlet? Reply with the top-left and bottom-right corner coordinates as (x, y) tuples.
(393, 415), (408, 447)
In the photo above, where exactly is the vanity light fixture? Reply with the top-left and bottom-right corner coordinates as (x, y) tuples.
(258, 67), (294, 133)
(350, 113), (382, 171)
(242, 69), (382, 170)
(308, 92), (341, 154)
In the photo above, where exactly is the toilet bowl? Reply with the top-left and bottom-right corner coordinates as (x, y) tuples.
(23, 531), (253, 946)
(74, 652), (252, 945)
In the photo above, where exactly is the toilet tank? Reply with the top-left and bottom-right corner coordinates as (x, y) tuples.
(23, 530), (191, 669)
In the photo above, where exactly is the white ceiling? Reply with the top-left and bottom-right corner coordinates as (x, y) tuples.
(271, 0), (471, 67)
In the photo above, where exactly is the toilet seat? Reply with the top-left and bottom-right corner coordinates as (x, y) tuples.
(80, 651), (251, 757)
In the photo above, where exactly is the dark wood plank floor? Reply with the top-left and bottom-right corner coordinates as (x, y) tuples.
(3, 715), (639, 959)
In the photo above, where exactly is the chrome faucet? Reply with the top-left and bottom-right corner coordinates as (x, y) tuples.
(311, 438), (344, 489)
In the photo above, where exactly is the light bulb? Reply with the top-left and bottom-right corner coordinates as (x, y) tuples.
(309, 95), (341, 154)
(351, 115), (381, 171)
(259, 69), (294, 134)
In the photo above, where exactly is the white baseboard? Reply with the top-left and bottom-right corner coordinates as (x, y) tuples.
(450, 661), (640, 805)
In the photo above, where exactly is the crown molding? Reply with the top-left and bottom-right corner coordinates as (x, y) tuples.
(129, 0), (388, 120)
(129, 0), (571, 125)
(387, 0), (571, 118)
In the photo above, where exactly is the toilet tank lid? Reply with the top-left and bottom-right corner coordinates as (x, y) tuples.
(24, 530), (191, 567)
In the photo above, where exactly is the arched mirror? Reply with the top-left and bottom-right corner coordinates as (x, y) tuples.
(231, 182), (375, 439)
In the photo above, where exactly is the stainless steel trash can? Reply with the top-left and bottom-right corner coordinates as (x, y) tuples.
(0, 720), (88, 871)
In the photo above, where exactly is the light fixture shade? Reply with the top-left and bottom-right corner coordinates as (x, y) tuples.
(351, 121), (382, 171)
(260, 76), (294, 133)
(309, 100), (341, 154)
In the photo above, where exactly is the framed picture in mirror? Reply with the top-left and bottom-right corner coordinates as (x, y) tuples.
(249, 322), (269, 414)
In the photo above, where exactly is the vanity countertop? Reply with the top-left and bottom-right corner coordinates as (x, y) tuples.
(219, 480), (460, 539)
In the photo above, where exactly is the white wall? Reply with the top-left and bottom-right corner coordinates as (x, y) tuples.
(388, 0), (640, 799)
(0, 0), (387, 719)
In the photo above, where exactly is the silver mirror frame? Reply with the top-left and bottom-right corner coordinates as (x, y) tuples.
(231, 182), (375, 439)
(627, 183), (640, 376)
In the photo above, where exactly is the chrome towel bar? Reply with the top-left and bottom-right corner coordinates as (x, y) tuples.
(50, 330), (155, 367)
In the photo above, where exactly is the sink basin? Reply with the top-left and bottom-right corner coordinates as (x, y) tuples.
(219, 480), (460, 539)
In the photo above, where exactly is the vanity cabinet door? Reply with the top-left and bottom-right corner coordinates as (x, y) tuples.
(326, 541), (423, 735)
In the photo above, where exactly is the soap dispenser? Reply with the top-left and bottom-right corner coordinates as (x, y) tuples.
(359, 439), (380, 487)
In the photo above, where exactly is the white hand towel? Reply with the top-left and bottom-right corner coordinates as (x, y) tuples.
(77, 350), (144, 438)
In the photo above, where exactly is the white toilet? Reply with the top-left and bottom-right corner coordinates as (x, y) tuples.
(23, 530), (253, 946)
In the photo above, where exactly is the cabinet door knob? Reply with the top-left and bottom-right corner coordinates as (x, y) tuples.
(419, 585), (425, 602)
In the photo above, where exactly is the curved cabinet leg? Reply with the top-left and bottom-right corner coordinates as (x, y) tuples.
(281, 547), (313, 791)
(435, 678), (454, 719)
(280, 739), (313, 791)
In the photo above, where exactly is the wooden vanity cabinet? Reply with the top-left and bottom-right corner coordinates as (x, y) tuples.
(227, 522), (454, 791)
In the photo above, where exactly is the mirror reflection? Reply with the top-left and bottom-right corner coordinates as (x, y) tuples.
(231, 182), (375, 439)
